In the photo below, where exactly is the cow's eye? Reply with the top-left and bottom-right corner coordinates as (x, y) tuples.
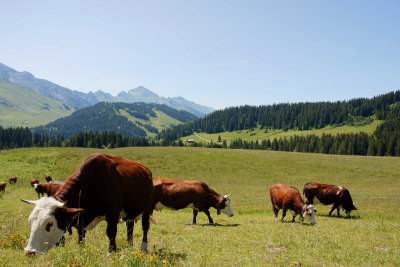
(46, 222), (53, 232)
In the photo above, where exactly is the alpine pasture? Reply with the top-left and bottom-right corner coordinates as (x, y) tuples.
(0, 147), (399, 266)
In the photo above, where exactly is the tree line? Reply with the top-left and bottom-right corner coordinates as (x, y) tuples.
(1, 116), (398, 156)
(159, 90), (400, 141)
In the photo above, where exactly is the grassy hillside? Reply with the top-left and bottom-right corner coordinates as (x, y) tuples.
(0, 80), (74, 127)
(119, 108), (183, 137)
(34, 102), (197, 138)
(181, 120), (382, 144)
(1, 147), (399, 266)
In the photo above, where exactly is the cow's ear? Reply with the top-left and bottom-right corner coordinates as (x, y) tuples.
(64, 208), (84, 220)
(54, 207), (83, 228)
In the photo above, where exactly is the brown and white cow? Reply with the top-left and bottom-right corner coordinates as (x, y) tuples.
(0, 182), (6, 193)
(21, 153), (154, 255)
(270, 183), (316, 225)
(34, 181), (65, 198)
(30, 179), (39, 187)
(303, 182), (357, 217)
(44, 175), (53, 182)
(152, 177), (234, 224)
(9, 176), (17, 184)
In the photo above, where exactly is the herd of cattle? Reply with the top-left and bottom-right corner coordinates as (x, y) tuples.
(0, 153), (357, 255)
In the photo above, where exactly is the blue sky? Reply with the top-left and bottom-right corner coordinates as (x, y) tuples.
(1, 1), (399, 109)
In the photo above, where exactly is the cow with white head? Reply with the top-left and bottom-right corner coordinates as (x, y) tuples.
(21, 153), (154, 255)
(21, 197), (82, 255)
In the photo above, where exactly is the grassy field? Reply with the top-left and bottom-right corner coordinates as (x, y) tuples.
(0, 147), (399, 266)
(181, 120), (382, 144)
(0, 80), (73, 127)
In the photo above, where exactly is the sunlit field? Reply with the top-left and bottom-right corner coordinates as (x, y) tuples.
(181, 120), (382, 144)
(0, 147), (399, 266)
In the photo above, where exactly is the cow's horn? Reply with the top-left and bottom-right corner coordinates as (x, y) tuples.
(20, 199), (38, 205)
(227, 193), (232, 197)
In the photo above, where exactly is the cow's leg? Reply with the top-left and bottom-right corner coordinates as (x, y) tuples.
(77, 220), (86, 244)
(272, 205), (279, 222)
(203, 209), (214, 224)
(337, 207), (341, 217)
(280, 206), (287, 222)
(328, 203), (339, 216)
(106, 215), (119, 252)
(192, 210), (198, 224)
(126, 221), (134, 246)
(289, 210), (296, 223)
(140, 211), (151, 252)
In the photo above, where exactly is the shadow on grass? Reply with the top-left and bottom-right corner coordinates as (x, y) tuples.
(317, 214), (361, 220)
(189, 223), (241, 227)
(278, 221), (316, 227)
(153, 247), (187, 262)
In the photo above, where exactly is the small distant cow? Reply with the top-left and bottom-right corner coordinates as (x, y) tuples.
(30, 179), (39, 187)
(44, 175), (53, 182)
(270, 183), (316, 225)
(0, 182), (6, 193)
(152, 177), (234, 224)
(9, 176), (17, 184)
(34, 181), (65, 198)
(303, 182), (357, 216)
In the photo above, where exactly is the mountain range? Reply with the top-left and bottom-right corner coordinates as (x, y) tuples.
(0, 63), (214, 126)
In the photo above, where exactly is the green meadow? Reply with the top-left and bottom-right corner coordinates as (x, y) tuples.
(0, 147), (399, 266)
(181, 120), (382, 144)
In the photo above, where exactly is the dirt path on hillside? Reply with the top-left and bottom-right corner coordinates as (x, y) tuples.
(194, 132), (211, 142)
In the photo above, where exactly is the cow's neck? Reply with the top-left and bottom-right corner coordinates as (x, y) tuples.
(54, 175), (81, 207)
(209, 193), (223, 208)
(294, 199), (306, 213)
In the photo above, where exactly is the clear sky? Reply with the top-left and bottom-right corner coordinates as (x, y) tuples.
(1, 1), (399, 109)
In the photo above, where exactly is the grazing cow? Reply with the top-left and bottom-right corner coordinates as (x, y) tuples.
(21, 153), (153, 255)
(34, 181), (65, 198)
(30, 179), (39, 187)
(9, 176), (17, 184)
(303, 182), (357, 216)
(44, 175), (53, 182)
(0, 182), (6, 193)
(270, 183), (316, 225)
(152, 177), (234, 224)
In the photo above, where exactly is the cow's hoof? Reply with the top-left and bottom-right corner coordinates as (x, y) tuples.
(140, 241), (148, 252)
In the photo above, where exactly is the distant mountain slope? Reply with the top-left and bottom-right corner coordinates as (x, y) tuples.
(0, 63), (93, 109)
(158, 90), (400, 141)
(0, 63), (214, 116)
(115, 86), (214, 117)
(0, 79), (74, 127)
(33, 102), (197, 138)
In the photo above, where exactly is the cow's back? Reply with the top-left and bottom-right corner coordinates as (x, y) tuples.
(154, 179), (211, 209)
(270, 183), (301, 207)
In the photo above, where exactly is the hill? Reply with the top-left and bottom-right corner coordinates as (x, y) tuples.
(158, 90), (400, 141)
(0, 63), (214, 117)
(0, 79), (73, 127)
(33, 102), (198, 138)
